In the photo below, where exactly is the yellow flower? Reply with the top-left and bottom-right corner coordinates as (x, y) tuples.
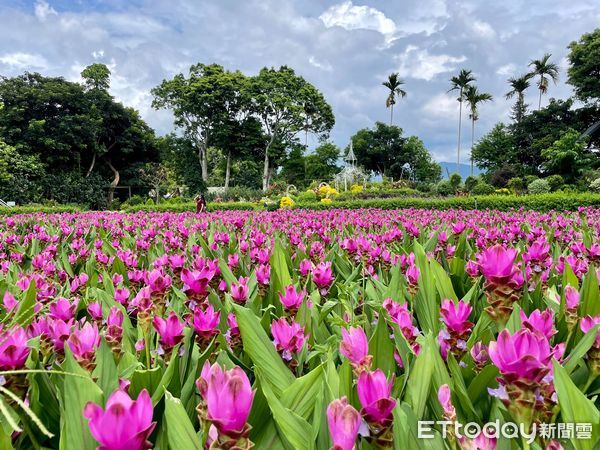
(320, 198), (332, 205)
(279, 196), (294, 209)
(350, 184), (363, 193)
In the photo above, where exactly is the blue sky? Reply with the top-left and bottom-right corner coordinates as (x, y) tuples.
(0, 0), (598, 163)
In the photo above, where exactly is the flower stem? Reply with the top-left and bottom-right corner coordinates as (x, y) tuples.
(144, 332), (151, 369)
(521, 436), (531, 450)
(18, 410), (41, 450)
(583, 373), (598, 393)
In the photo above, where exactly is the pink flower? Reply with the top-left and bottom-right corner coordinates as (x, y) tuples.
(49, 297), (78, 321)
(470, 342), (489, 368)
(312, 262), (334, 294)
(180, 268), (210, 298)
(405, 264), (420, 285)
(488, 329), (552, 383)
(196, 362), (255, 436)
(68, 322), (100, 364)
(0, 326), (30, 370)
(440, 299), (473, 335)
(84, 388), (155, 450)
(153, 311), (185, 350)
(88, 302), (103, 321)
(114, 287), (130, 305)
(256, 264), (271, 285)
(327, 397), (361, 450)
(520, 309), (556, 339)
(564, 285), (580, 311)
(339, 326), (371, 368)
(271, 318), (307, 360)
(477, 245), (519, 284)
(146, 269), (171, 294)
(190, 305), (220, 340)
(299, 259), (312, 277)
(230, 277), (249, 303)
(278, 285), (306, 312)
(2, 291), (18, 312)
(438, 384), (455, 417)
(580, 315), (600, 347)
(357, 369), (396, 425)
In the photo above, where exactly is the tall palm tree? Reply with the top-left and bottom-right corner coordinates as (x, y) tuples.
(448, 69), (475, 173)
(505, 74), (532, 123)
(528, 53), (559, 110)
(382, 73), (406, 125)
(463, 85), (493, 176)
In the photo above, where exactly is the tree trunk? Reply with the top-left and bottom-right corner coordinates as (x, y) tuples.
(224, 150), (231, 190)
(195, 136), (209, 183)
(457, 91), (463, 173)
(85, 152), (96, 178)
(538, 75), (544, 110)
(106, 160), (120, 204)
(470, 118), (475, 177)
(262, 135), (276, 192)
(390, 103), (394, 125)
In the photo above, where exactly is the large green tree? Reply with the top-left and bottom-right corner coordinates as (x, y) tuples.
(350, 122), (440, 184)
(567, 28), (600, 103)
(248, 66), (334, 190)
(463, 85), (493, 176)
(152, 64), (247, 183)
(505, 74), (532, 123)
(542, 128), (597, 182)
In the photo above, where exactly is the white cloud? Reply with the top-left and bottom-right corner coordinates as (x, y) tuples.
(320, 1), (397, 44)
(396, 46), (466, 81)
(0, 52), (49, 70)
(496, 63), (516, 76)
(34, 0), (57, 21)
(471, 20), (496, 39)
(422, 93), (458, 119)
(308, 56), (332, 71)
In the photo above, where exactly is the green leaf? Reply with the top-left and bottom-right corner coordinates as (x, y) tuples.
(233, 304), (295, 396)
(412, 242), (438, 334)
(553, 361), (599, 450)
(10, 281), (37, 327)
(430, 259), (458, 301)
(405, 334), (435, 419)
(580, 269), (599, 317)
(164, 392), (201, 450)
(92, 339), (119, 398)
(58, 348), (103, 450)
(564, 324), (600, 374)
(369, 316), (396, 377)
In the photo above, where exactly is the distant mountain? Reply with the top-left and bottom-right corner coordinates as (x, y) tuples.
(439, 162), (482, 179)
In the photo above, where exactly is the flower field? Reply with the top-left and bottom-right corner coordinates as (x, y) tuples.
(0, 208), (598, 449)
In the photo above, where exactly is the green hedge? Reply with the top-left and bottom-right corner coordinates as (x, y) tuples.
(0, 205), (82, 216)
(122, 201), (258, 213)
(296, 193), (600, 212)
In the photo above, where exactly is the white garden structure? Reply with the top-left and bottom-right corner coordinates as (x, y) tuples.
(333, 142), (369, 191)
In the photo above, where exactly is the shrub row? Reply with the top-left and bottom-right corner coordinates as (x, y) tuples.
(121, 193), (600, 213)
(0, 205), (82, 216)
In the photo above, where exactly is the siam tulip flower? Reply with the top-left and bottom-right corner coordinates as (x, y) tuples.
(477, 244), (524, 324)
(520, 309), (556, 340)
(271, 318), (307, 361)
(438, 300), (473, 360)
(312, 261), (334, 295)
(84, 388), (155, 450)
(2, 291), (18, 313)
(189, 305), (220, 343)
(88, 302), (103, 321)
(278, 285), (306, 313)
(49, 297), (78, 321)
(180, 268), (211, 300)
(114, 287), (130, 305)
(68, 322), (100, 368)
(196, 362), (255, 445)
(105, 307), (124, 349)
(129, 287), (153, 315)
(146, 269), (172, 294)
(339, 326), (372, 372)
(357, 369), (396, 443)
(405, 264), (420, 288)
(465, 260), (479, 278)
(437, 384), (456, 420)
(580, 315), (600, 373)
(564, 284), (580, 311)
(47, 318), (74, 352)
(153, 311), (185, 352)
(0, 326), (30, 370)
(225, 312), (241, 348)
(299, 259), (313, 277)
(256, 264), (270, 286)
(488, 328), (553, 427)
(230, 277), (249, 303)
(227, 253), (240, 269)
(327, 397), (362, 450)
(470, 342), (489, 372)
(383, 298), (420, 349)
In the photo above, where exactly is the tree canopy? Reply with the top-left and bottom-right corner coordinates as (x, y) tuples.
(567, 28), (600, 103)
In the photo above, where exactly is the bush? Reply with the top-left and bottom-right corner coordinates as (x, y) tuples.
(297, 190), (317, 202)
(449, 173), (462, 191)
(464, 176), (479, 193)
(524, 175), (539, 187)
(507, 177), (525, 194)
(528, 179), (551, 194)
(545, 175), (564, 192)
(0, 205), (82, 215)
(471, 183), (495, 195)
(590, 178), (600, 193)
(435, 180), (455, 196)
